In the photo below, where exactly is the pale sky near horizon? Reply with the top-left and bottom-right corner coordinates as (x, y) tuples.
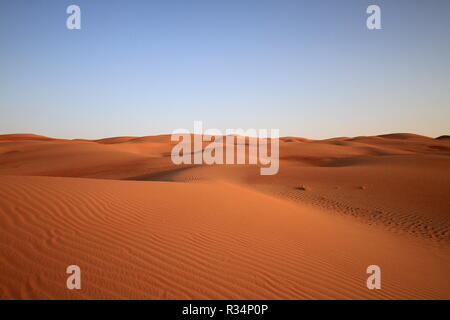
(0, 0), (449, 139)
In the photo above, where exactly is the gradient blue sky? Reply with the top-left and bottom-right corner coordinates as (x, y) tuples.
(0, 0), (449, 139)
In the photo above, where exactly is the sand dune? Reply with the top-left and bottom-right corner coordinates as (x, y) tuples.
(0, 133), (449, 299)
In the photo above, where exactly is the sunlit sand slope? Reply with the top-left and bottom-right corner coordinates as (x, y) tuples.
(0, 176), (448, 299)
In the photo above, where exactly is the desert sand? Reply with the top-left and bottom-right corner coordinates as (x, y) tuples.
(0, 133), (449, 299)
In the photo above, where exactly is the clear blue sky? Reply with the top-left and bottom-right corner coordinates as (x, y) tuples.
(0, 0), (449, 139)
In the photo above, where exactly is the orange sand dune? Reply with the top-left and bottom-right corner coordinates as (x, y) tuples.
(0, 132), (449, 299)
(0, 175), (448, 299)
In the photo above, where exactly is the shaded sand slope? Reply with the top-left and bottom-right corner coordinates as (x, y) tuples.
(0, 175), (448, 299)
(0, 135), (178, 179)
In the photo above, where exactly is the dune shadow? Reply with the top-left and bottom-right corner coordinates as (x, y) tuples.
(123, 166), (196, 182)
(320, 157), (370, 167)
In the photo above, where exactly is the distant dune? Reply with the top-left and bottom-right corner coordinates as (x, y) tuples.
(0, 133), (449, 299)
